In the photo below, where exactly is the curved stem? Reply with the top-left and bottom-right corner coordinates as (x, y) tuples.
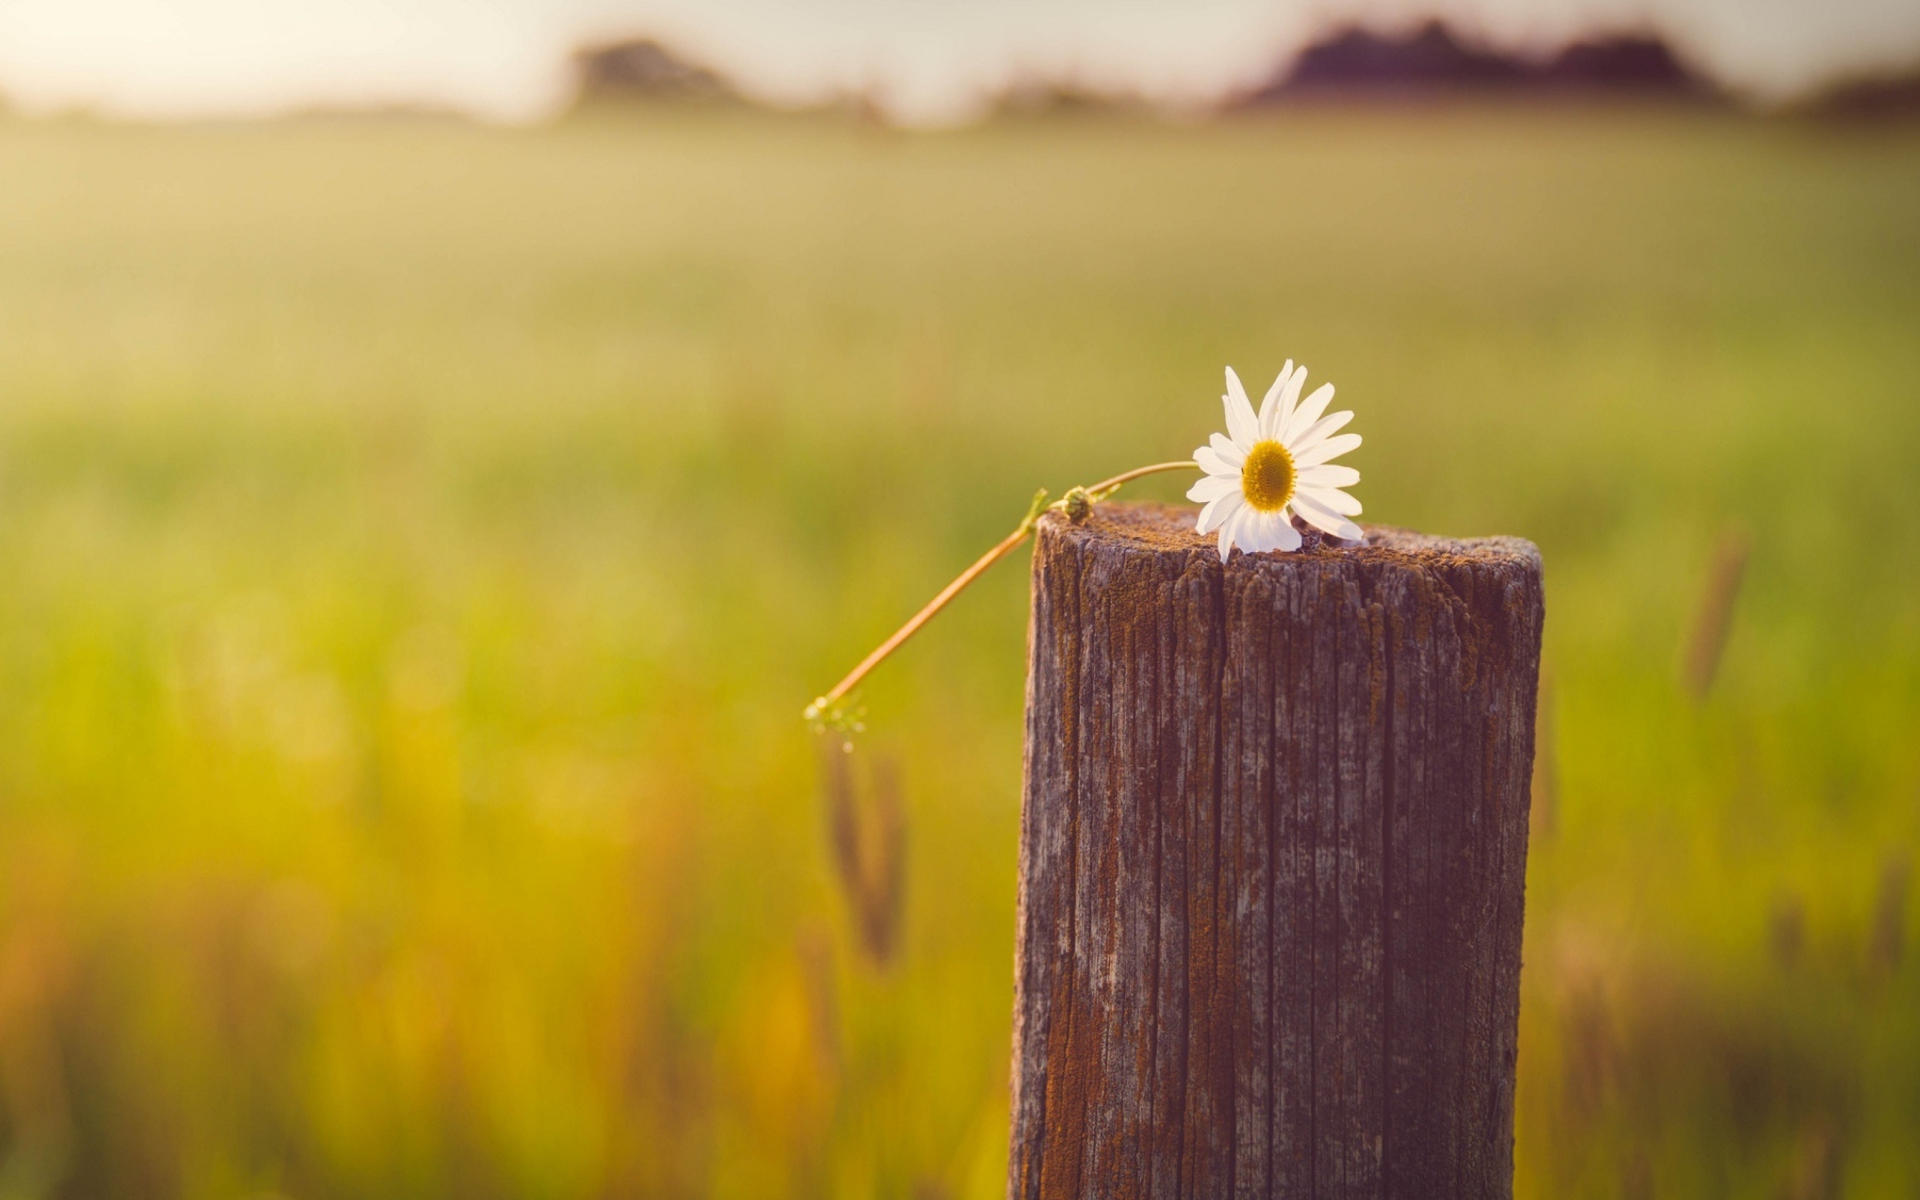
(807, 460), (1199, 721)
(813, 517), (1036, 713)
(1084, 460), (1199, 498)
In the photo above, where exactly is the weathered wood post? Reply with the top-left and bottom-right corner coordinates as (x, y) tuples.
(1010, 502), (1543, 1200)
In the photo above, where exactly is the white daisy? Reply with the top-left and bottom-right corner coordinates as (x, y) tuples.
(1186, 363), (1364, 561)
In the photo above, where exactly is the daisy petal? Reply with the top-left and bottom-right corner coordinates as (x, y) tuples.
(1278, 518), (1303, 552)
(1289, 409), (1354, 455)
(1282, 383), (1337, 445)
(1293, 491), (1364, 541)
(1260, 510), (1302, 552)
(1232, 503), (1261, 557)
(1241, 509), (1276, 552)
(1299, 463), (1360, 489)
(1194, 446), (1240, 477)
(1302, 483), (1362, 516)
(1218, 504), (1244, 560)
(1208, 433), (1246, 468)
(1187, 474), (1240, 503)
(1198, 492), (1243, 536)
(1295, 433), (1361, 469)
(1238, 504), (1269, 553)
(1256, 362), (1294, 440)
(1274, 366), (1307, 435)
(1224, 368), (1258, 448)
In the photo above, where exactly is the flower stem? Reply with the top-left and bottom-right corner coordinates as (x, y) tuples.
(1082, 460), (1200, 499)
(806, 460), (1196, 725)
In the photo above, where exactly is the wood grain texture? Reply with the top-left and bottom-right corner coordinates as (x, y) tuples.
(1008, 502), (1543, 1200)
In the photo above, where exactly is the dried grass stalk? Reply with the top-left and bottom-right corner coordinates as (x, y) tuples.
(1870, 852), (1910, 974)
(819, 737), (907, 967)
(1681, 526), (1750, 701)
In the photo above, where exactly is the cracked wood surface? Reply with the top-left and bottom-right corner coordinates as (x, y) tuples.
(1009, 502), (1543, 1200)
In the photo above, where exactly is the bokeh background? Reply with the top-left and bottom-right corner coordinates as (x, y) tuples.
(0, 2), (1917, 1196)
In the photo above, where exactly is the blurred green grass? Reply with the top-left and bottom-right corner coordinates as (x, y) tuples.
(0, 107), (1915, 1197)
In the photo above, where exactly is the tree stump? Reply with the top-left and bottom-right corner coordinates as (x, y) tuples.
(1010, 502), (1544, 1200)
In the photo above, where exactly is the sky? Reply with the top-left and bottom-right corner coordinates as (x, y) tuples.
(0, 0), (1916, 125)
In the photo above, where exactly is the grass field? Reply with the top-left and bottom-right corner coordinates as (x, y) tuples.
(0, 106), (1916, 1197)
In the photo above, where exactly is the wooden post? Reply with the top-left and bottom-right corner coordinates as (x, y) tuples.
(1009, 502), (1544, 1200)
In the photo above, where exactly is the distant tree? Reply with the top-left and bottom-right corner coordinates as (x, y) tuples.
(1233, 19), (1725, 108)
(570, 38), (743, 109)
(1802, 70), (1920, 120)
(1537, 35), (1721, 99)
(1245, 21), (1528, 101)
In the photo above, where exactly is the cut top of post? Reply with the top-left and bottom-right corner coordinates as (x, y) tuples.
(1040, 501), (1541, 580)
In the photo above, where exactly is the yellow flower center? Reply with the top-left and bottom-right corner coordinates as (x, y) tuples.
(1240, 439), (1296, 513)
